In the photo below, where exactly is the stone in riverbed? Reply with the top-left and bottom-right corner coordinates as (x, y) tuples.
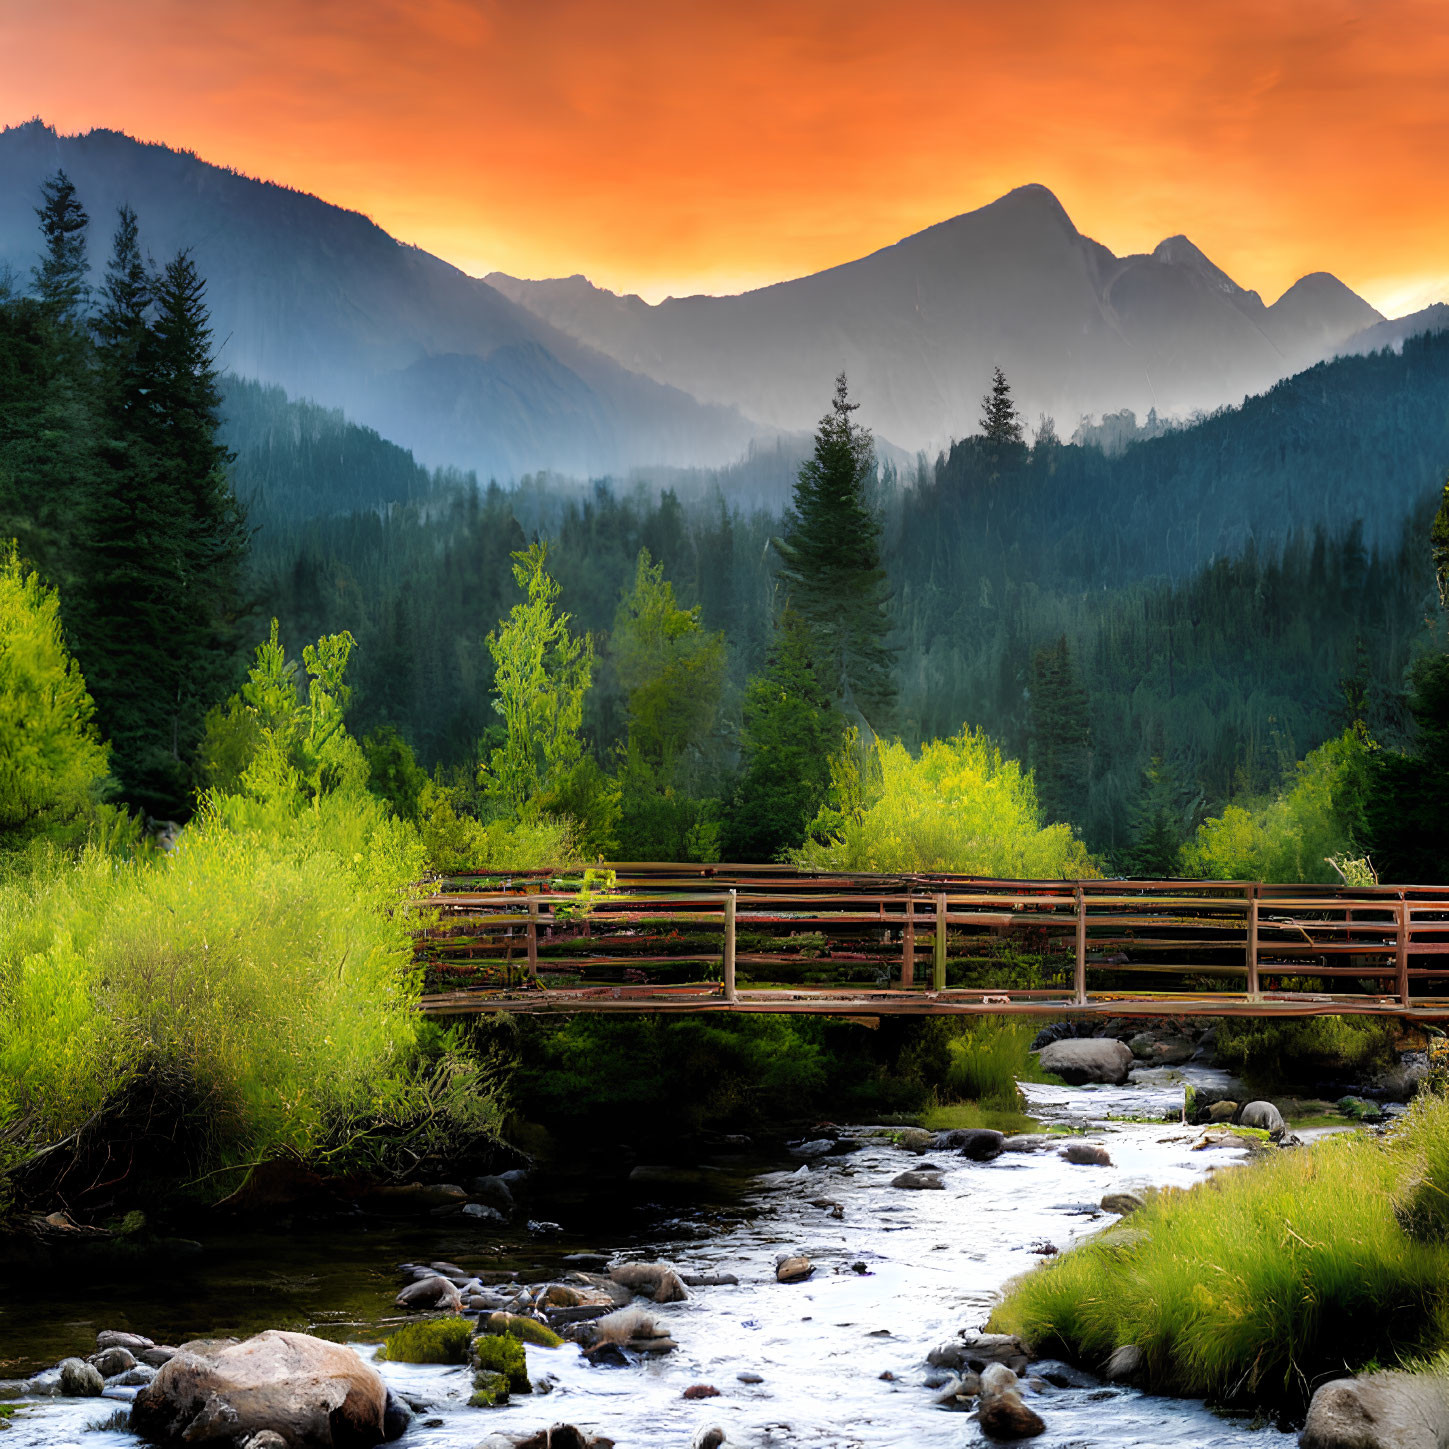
(1036, 1037), (1134, 1085)
(775, 1255), (813, 1282)
(894, 1127), (936, 1153)
(1061, 1142), (1113, 1167)
(57, 1358), (105, 1396)
(89, 1346), (136, 1376)
(96, 1331), (153, 1355)
(926, 1333), (1032, 1375)
(1105, 1344), (1142, 1382)
(395, 1274), (462, 1311)
(891, 1170), (944, 1190)
(935, 1128), (1005, 1160)
(977, 1363), (1045, 1439)
(1300, 1370), (1449, 1449)
(1208, 1100), (1240, 1122)
(609, 1261), (689, 1303)
(130, 1329), (388, 1448)
(1236, 1100), (1287, 1139)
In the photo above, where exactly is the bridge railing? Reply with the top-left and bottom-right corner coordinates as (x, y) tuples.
(415, 866), (1449, 1015)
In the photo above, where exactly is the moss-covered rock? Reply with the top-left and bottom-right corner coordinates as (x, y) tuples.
(468, 1369), (511, 1407)
(479, 1311), (563, 1348)
(376, 1317), (473, 1364)
(471, 1333), (530, 1392)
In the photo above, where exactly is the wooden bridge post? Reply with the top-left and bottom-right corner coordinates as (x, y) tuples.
(901, 891), (915, 989)
(1246, 886), (1260, 1002)
(527, 898), (539, 982)
(723, 889), (737, 1002)
(1397, 894), (1410, 1006)
(933, 892), (947, 993)
(1074, 885), (1087, 1007)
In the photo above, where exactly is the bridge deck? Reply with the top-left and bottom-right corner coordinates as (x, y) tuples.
(415, 864), (1449, 1019)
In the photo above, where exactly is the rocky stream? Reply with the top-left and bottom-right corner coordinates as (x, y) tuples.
(0, 1061), (1376, 1449)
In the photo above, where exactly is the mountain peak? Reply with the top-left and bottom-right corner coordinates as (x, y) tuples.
(982, 183), (1075, 230)
(1151, 234), (1247, 295)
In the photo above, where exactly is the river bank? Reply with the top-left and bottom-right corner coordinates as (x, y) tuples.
(0, 1064), (1326, 1449)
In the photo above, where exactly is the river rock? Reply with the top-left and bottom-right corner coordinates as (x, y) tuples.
(365, 1182), (467, 1213)
(894, 1127), (936, 1153)
(1037, 1038), (1134, 1085)
(139, 1346), (177, 1368)
(682, 1384), (720, 1399)
(97, 1331), (154, 1354)
(1300, 1370), (1449, 1449)
(1100, 1191), (1145, 1215)
(926, 1333), (1033, 1375)
(89, 1346), (137, 1376)
(609, 1261), (689, 1303)
(1129, 1031), (1197, 1066)
(891, 1170), (945, 1190)
(1000, 1135), (1055, 1153)
(57, 1357), (105, 1396)
(977, 1363), (1045, 1439)
(469, 1175), (518, 1215)
(463, 1202), (507, 1223)
(776, 1255), (813, 1282)
(936, 1128), (1005, 1160)
(680, 1273), (739, 1287)
(1237, 1101), (1287, 1139)
(1208, 1100), (1240, 1122)
(1061, 1142), (1113, 1167)
(513, 1427), (613, 1449)
(131, 1329), (389, 1448)
(396, 1274), (463, 1311)
(934, 1370), (982, 1407)
(242, 1434), (288, 1449)
(789, 1138), (837, 1159)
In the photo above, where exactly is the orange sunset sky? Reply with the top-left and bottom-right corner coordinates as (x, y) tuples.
(3, 0), (1447, 314)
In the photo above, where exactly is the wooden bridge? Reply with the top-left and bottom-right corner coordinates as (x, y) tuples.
(417, 865), (1449, 1021)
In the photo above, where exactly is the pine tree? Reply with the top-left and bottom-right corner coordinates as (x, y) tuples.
(774, 373), (895, 725)
(32, 170), (90, 323)
(980, 365), (1023, 444)
(1028, 635), (1091, 827)
(1432, 473), (1449, 611)
(725, 607), (844, 861)
(93, 205), (153, 421)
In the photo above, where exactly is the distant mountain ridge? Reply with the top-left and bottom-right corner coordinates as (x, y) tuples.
(489, 184), (1383, 452)
(0, 123), (1392, 477)
(0, 121), (761, 480)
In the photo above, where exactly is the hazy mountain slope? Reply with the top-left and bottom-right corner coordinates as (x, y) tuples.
(490, 185), (1382, 452)
(0, 121), (761, 480)
(1336, 302), (1449, 358)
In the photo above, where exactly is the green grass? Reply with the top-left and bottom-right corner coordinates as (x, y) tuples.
(1214, 1016), (1399, 1088)
(991, 1094), (1449, 1408)
(480, 1311), (563, 1347)
(376, 1316), (473, 1364)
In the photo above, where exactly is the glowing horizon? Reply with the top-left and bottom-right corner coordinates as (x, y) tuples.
(3, 1), (1447, 317)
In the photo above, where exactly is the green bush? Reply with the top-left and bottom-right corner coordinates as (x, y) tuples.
(377, 1317), (472, 1364)
(992, 1098), (1449, 1407)
(1183, 727), (1373, 884)
(793, 727), (1098, 877)
(1214, 1015), (1399, 1086)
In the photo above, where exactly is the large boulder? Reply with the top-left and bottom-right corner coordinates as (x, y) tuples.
(926, 1333), (1032, 1376)
(1236, 1101), (1287, 1140)
(935, 1128), (1005, 1161)
(130, 1330), (388, 1448)
(1300, 1370), (1449, 1449)
(1036, 1038), (1134, 1086)
(891, 1170), (945, 1190)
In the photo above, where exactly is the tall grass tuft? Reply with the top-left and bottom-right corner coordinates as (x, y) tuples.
(941, 1017), (1043, 1108)
(991, 1099), (1449, 1406)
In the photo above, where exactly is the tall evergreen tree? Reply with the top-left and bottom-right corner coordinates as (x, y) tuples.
(725, 607), (844, 861)
(32, 171), (91, 323)
(979, 365), (1024, 445)
(1028, 635), (1092, 827)
(93, 205), (153, 421)
(774, 373), (895, 726)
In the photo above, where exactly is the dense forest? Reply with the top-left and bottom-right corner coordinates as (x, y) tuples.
(3, 168), (1449, 882)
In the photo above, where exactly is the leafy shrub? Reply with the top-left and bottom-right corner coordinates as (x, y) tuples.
(377, 1317), (472, 1363)
(1183, 727), (1373, 883)
(0, 543), (110, 842)
(793, 727), (1098, 877)
(1214, 1015), (1399, 1086)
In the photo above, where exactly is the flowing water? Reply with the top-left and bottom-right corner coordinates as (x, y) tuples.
(0, 1069), (1305, 1449)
